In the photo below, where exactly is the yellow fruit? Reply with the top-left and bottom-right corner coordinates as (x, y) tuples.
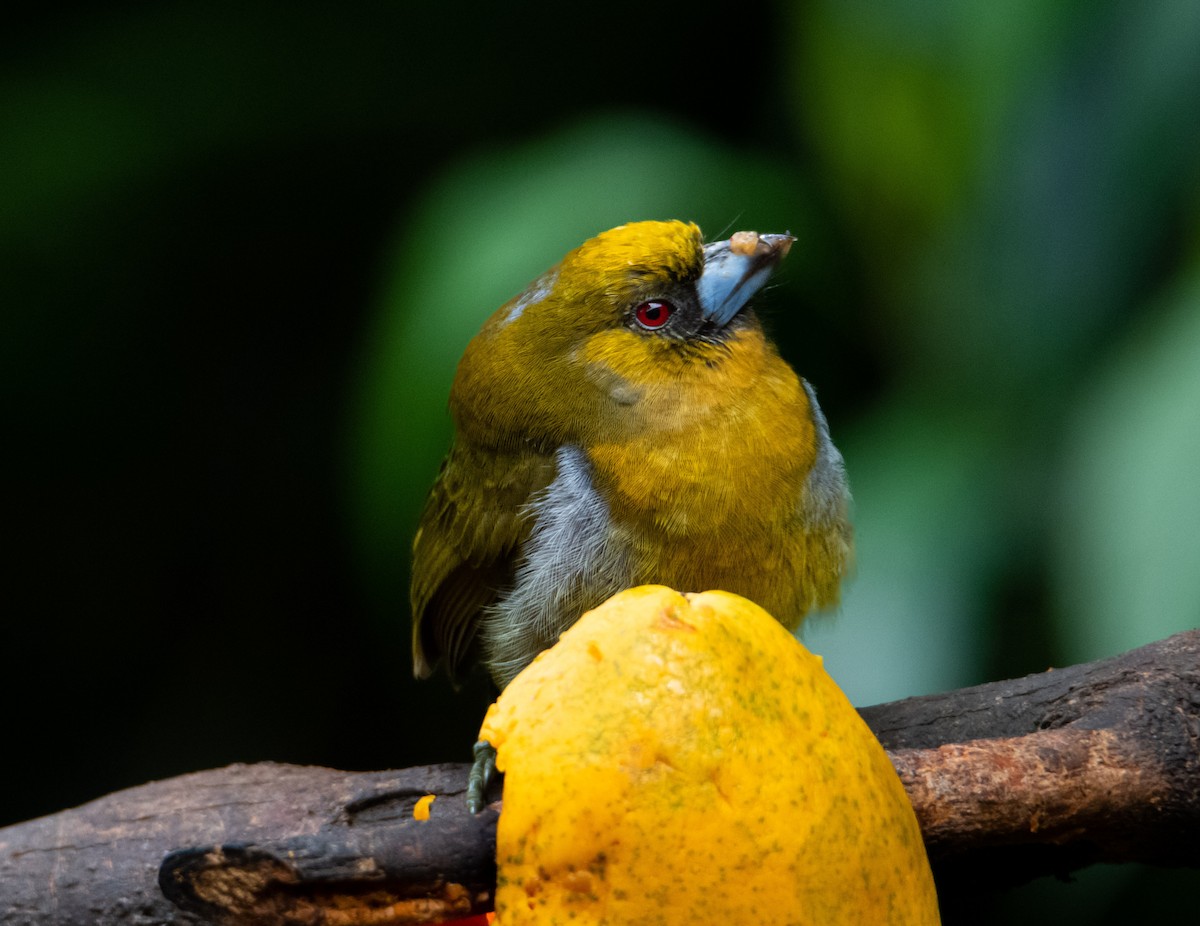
(478, 586), (939, 926)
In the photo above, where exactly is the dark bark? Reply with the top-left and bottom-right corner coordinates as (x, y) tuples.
(861, 629), (1200, 898)
(2, 631), (1196, 925)
(0, 763), (492, 926)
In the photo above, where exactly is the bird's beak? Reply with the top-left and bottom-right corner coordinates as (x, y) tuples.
(697, 231), (794, 327)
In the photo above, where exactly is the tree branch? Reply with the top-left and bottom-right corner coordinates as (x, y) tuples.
(2, 631), (1196, 925)
(861, 629), (1200, 896)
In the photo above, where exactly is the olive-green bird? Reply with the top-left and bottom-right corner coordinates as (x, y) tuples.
(411, 220), (853, 805)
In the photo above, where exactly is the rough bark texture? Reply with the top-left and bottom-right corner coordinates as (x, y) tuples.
(860, 629), (1200, 898)
(2, 631), (1197, 925)
(0, 763), (494, 926)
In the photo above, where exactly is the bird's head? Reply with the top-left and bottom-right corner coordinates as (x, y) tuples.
(452, 220), (794, 448)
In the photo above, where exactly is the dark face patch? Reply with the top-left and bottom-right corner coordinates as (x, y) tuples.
(622, 280), (752, 346)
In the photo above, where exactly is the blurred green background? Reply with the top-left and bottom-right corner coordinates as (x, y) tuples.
(4, 1), (1198, 921)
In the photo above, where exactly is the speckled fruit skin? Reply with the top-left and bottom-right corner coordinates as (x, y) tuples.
(478, 586), (940, 926)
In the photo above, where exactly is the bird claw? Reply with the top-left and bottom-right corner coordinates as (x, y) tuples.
(467, 740), (498, 813)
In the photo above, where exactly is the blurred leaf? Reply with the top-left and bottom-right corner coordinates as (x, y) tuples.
(805, 395), (1004, 704)
(906, 0), (1200, 389)
(790, 0), (1200, 396)
(787, 0), (1078, 274)
(1053, 267), (1200, 662)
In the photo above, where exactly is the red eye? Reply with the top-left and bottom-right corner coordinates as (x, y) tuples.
(634, 300), (673, 330)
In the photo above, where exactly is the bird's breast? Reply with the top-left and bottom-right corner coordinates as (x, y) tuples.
(584, 341), (820, 538)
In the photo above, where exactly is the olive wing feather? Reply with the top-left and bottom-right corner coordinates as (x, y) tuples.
(411, 444), (555, 681)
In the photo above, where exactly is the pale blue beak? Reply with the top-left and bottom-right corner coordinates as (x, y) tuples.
(697, 232), (794, 327)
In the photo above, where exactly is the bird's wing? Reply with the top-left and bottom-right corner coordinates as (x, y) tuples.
(411, 443), (556, 682)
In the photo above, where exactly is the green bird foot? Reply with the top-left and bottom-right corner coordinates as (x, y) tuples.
(467, 739), (498, 813)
